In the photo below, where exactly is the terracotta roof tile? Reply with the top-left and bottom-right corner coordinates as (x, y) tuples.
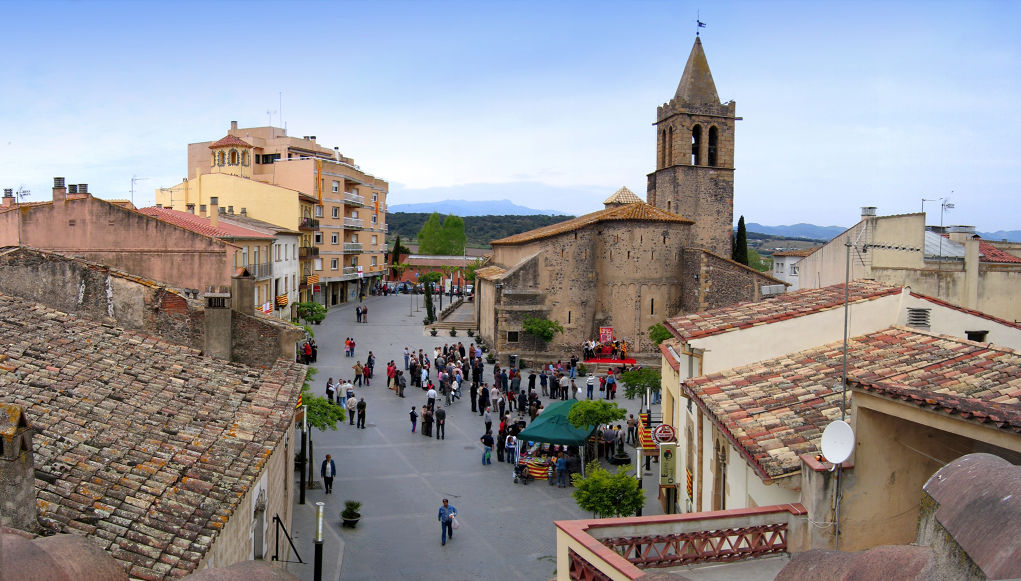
(138, 207), (273, 240)
(475, 265), (506, 280)
(979, 241), (1021, 264)
(491, 202), (693, 246)
(602, 186), (644, 206)
(665, 280), (901, 341)
(772, 249), (815, 258)
(208, 135), (252, 149)
(683, 327), (1021, 479)
(0, 293), (305, 580)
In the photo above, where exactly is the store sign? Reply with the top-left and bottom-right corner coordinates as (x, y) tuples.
(652, 424), (677, 443)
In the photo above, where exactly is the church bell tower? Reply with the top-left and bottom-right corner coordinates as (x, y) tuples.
(647, 37), (738, 257)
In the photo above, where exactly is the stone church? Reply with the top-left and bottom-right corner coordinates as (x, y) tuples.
(476, 37), (780, 365)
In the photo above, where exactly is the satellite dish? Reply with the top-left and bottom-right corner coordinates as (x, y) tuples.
(821, 420), (854, 464)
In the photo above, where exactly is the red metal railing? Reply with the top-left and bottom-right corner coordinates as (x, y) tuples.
(569, 549), (613, 581)
(601, 521), (788, 568)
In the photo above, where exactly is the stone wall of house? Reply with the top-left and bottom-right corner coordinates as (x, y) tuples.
(680, 249), (770, 313)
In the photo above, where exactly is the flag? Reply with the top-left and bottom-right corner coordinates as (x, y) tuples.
(296, 392), (303, 409)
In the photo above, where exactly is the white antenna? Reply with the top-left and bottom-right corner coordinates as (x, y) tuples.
(15, 185), (31, 202)
(130, 176), (148, 206)
(267, 108), (277, 126)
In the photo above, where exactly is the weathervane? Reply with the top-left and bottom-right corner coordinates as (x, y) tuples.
(696, 11), (706, 36)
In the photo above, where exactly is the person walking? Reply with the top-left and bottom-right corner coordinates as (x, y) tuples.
(352, 362), (363, 386)
(397, 371), (406, 398)
(410, 406), (418, 433)
(586, 374), (595, 399)
(404, 347), (410, 371)
(505, 433), (518, 464)
(355, 305), (362, 323)
(363, 363), (371, 387)
(356, 397), (367, 429)
(361, 304), (368, 323)
(627, 414), (637, 445)
(556, 453), (567, 488)
(480, 431), (494, 465)
(346, 395), (357, 425)
(321, 454), (336, 494)
(326, 377), (335, 404)
(483, 407), (492, 434)
(434, 405), (446, 440)
(438, 498), (457, 546)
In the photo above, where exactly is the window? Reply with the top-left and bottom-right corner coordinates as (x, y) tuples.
(292, 274), (296, 290)
(691, 124), (702, 165)
(372, 192), (378, 202)
(352, 234), (358, 243)
(332, 180), (340, 193)
(331, 233), (338, 244)
(275, 244), (280, 261)
(332, 206), (339, 219)
(241, 247), (249, 266)
(507, 331), (519, 343)
(708, 126), (719, 166)
(315, 232), (323, 244)
(315, 205), (323, 217)
(776, 263), (784, 273)
(667, 126), (674, 165)
(331, 258), (338, 269)
(351, 210), (358, 219)
(371, 235), (377, 245)
(371, 256), (377, 266)
(371, 214), (377, 224)
(966, 330), (989, 342)
(651, 298), (655, 315)
(314, 258), (323, 271)
(292, 244), (297, 259)
(790, 265), (799, 275)
(906, 308), (931, 329)
(568, 311), (571, 324)
(230, 150), (238, 165)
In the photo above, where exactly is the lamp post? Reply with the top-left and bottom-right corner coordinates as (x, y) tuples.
(313, 502), (324, 581)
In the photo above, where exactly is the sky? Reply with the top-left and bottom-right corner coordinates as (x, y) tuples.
(1, 0), (1019, 231)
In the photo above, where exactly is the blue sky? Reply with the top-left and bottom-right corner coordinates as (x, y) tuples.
(1, 0), (1019, 231)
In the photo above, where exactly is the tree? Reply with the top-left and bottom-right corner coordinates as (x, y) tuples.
(522, 315), (564, 343)
(300, 368), (345, 487)
(571, 461), (644, 518)
(748, 248), (772, 273)
(420, 271), (441, 323)
(647, 323), (672, 346)
(620, 367), (661, 400)
(296, 301), (326, 325)
(463, 257), (485, 284)
(567, 400), (627, 429)
(439, 215), (467, 256)
(417, 213), (444, 254)
(733, 215), (749, 266)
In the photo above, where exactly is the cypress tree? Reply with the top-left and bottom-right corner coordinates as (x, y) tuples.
(733, 215), (749, 266)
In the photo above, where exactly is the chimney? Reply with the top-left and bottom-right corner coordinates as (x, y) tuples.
(200, 204), (207, 217)
(231, 120), (238, 131)
(186, 203), (196, 214)
(156, 203), (162, 209)
(861, 206), (877, 218)
(240, 207), (247, 217)
(0, 403), (38, 531)
(209, 197), (219, 228)
(52, 177), (66, 202)
(227, 206), (234, 215)
(202, 290), (233, 360)
(309, 136), (316, 142)
(78, 184), (87, 195)
(231, 269), (255, 315)
(2, 189), (12, 208)
(68, 184), (78, 194)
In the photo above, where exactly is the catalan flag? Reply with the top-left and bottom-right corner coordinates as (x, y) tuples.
(296, 392), (303, 409)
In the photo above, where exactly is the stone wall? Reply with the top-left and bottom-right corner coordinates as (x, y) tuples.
(680, 249), (770, 313)
(0, 405), (38, 532)
(648, 165), (734, 256)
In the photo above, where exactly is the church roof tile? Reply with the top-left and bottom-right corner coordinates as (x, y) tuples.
(491, 202), (692, 246)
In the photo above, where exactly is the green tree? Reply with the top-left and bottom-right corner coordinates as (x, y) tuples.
(420, 271), (441, 323)
(733, 215), (749, 266)
(296, 301), (326, 325)
(440, 214), (467, 255)
(522, 315), (564, 343)
(620, 367), (662, 400)
(747, 248), (772, 273)
(463, 257), (485, 284)
(417, 212), (444, 254)
(567, 400), (627, 429)
(647, 323), (672, 346)
(390, 235), (410, 266)
(571, 461), (645, 518)
(300, 368), (345, 487)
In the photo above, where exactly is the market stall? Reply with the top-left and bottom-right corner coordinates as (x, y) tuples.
(516, 399), (596, 478)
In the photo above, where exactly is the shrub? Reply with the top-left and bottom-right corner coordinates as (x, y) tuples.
(522, 316), (564, 343)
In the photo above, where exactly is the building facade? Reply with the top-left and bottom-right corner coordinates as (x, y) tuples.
(647, 37), (737, 257)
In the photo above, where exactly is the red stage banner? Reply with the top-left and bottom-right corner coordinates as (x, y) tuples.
(599, 326), (613, 343)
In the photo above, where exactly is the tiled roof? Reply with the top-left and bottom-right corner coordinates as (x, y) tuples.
(772, 249), (815, 258)
(475, 265), (507, 280)
(491, 202), (693, 246)
(979, 240), (1021, 264)
(208, 135), (252, 149)
(911, 292), (1021, 330)
(665, 280), (902, 342)
(602, 186), (644, 206)
(0, 293), (306, 579)
(684, 327), (1021, 479)
(139, 207), (273, 240)
(406, 255), (476, 267)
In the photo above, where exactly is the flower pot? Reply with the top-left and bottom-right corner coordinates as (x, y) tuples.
(341, 514), (361, 528)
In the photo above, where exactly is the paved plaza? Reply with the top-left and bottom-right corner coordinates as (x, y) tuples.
(283, 293), (660, 581)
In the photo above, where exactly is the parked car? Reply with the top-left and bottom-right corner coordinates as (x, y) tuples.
(465, 284), (474, 295)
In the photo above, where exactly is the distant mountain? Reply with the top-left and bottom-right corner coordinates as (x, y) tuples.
(745, 222), (848, 241)
(388, 199), (567, 216)
(978, 230), (1021, 243)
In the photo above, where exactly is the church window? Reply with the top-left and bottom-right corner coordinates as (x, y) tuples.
(652, 250), (655, 260)
(666, 201), (671, 212)
(663, 235), (667, 245)
(217, 151), (225, 166)
(568, 311), (571, 324)
(691, 125), (702, 165)
(667, 126), (674, 165)
(650, 298), (655, 315)
(708, 126), (719, 166)
(230, 150), (238, 165)
(507, 331), (519, 343)
(659, 130), (666, 167)
(627, 251), (631, 260)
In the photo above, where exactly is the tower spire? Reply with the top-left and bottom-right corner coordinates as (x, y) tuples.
(674, 37), (720, 106)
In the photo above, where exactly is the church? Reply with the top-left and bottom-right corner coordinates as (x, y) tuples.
(476, 37), (781, 365)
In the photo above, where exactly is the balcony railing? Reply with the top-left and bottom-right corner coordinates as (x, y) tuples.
(343, 192), (365, 206)
(299, 217), (320, 230)
(248, 262), (272, 279)
(344, 217), (364, 228)
(343, 266), (358, 275)
(299, 246), (319, 258)
(343, 242), (363, 252)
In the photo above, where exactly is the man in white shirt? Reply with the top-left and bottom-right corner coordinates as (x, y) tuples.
(427, 386), (438, 410)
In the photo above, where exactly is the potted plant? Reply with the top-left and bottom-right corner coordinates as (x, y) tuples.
(430, 328), (439, 337)
(449, 328), (458, 337)
(467, 329), (475, 337)
(341, 500), (362, 528)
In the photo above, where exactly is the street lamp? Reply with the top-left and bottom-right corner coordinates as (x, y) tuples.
(313, 502), (324, 581)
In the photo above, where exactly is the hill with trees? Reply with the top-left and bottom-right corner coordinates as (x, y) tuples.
(387, 212), (575, 248)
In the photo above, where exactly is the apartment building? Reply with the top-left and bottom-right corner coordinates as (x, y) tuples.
(159, 121), (389, 307)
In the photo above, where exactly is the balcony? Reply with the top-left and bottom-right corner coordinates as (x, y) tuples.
(299, 246), (320, 259)
(343, 217), (364, 229)
(248, 262), (272, 279)
(343, 242), (363, 253)
(343, 191), (366, 206)
(299, 217), (320, 231)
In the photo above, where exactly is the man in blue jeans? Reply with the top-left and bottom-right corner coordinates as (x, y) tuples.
(556, 453), (567, 488)
(480, 431), (494, 465)
(438, 498), (457, 546)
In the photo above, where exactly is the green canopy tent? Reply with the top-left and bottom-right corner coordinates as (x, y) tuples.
(517, 399), (596, 475)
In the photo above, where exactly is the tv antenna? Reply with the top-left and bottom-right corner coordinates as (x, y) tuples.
(267, 108), (278, 126)
(130, 176), (148, 206)
(696, 11), (707, 36)
(15, 185), (31, 202)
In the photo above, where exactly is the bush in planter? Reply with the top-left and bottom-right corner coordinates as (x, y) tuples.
(449, 328), (458, 337)
(467, 329), (475, 337)
(430, 329), (439, 336)
(486, 352), (496, 364)
(341, 500), (362, 527)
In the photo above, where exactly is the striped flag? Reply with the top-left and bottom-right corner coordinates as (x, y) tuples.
(296, 392), (303, 409)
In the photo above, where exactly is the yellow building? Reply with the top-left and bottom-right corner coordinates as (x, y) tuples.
(157, 121), (389, 305)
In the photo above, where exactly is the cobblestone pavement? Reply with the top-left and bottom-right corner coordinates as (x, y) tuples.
(285, 293), (660, 581)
